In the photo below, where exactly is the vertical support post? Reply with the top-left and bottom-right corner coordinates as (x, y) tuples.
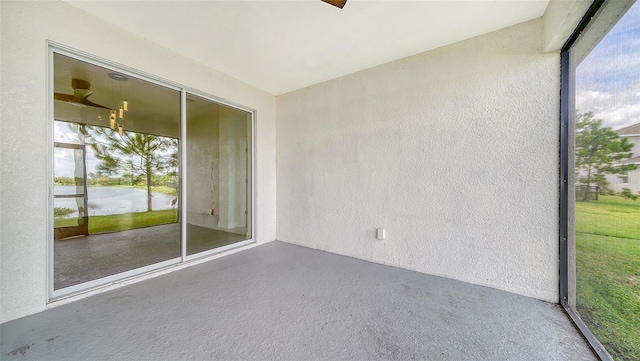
(559, 1), (615, 359)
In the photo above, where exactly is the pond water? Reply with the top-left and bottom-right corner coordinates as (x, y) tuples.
(55, 186), (176, 217)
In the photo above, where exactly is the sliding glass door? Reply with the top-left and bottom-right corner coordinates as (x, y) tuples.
(50, 47), (254, 298)
(185, 94), (253, 256)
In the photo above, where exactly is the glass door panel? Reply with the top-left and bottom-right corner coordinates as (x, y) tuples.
(186, 94), (252, 255)
(53, 53), (181, 291)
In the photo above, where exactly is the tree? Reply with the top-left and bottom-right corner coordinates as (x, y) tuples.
(84, 125), (178, 211)
(575, 112), (637, 201)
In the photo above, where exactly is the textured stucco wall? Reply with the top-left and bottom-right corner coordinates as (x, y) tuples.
(0, 0), (276, 323)
(276, 18), (560, 302)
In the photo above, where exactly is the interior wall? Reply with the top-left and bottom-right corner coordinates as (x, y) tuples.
(218, 107), (250, 231)
(187, 111), (221, 229)
(276, 18), (560, 302)
(0, 0), (276, 323)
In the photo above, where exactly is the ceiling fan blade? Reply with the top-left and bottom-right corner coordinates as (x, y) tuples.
(83, 99), (110, 110)
(55, 92), (110, 109)
(54, 93), (75, 102)
(321, 0), (346, 9)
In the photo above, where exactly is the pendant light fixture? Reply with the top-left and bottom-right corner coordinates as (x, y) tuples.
(108, 72), (129, 133)
(109, 110), (117, 129)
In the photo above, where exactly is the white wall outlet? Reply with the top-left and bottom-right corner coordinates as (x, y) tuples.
(376, 228), (385, 240)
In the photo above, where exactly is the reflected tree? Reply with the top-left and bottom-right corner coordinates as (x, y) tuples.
(84, 125), (178, 211)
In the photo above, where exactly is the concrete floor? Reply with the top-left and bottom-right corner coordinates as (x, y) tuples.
(55, 223), (248, 289)
(4, 242), (595, 360)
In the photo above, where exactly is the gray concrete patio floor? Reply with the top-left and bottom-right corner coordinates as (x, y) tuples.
(55, 223), (248, 289)
(2, 241), (596, 360)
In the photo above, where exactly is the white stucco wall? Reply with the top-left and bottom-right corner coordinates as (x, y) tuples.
(276, 18), (560, 302)
(0, 0), (276, 323)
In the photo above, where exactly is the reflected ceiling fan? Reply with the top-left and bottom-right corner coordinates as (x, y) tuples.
(321, 0), (347, 9)
(54, 79), (109, 109)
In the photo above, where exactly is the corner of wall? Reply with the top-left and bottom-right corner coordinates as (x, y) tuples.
(542, 0), (593, 52)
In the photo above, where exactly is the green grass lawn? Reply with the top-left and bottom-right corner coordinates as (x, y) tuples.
(576, 195), (640, 361)
(576, 195), (640, 240)
(55, 209), (178, 234)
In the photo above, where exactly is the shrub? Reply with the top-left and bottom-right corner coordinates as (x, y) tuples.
(620, 188), (638, 201)
(54, 207), (75, 218)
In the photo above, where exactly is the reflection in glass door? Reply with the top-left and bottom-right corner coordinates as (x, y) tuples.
(52, 53), (181, 292)
(186, 94), (252, 255)
(54, 142), (88, 240)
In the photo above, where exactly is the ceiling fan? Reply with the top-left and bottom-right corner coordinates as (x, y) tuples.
(321, 0), (347, 9)
(54, 79), (109, 109)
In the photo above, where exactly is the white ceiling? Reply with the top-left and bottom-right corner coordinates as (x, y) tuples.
(63, 0), (551, 95)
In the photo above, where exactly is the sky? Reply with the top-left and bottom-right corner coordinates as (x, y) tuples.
(576, 1), (640, 130)
(54, 121), (100, 178)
